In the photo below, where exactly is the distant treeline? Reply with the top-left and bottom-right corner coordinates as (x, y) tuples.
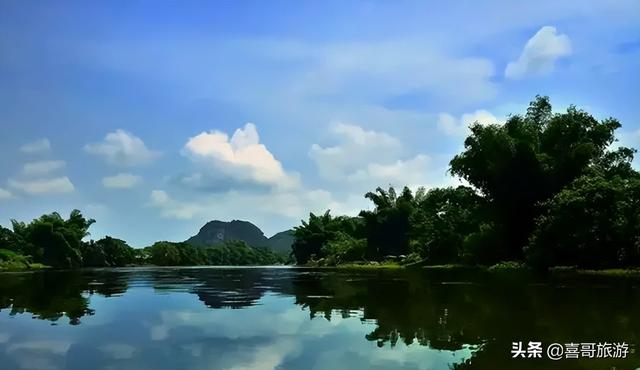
(292, 96), (640, 270)
(0, 211), (286, 269)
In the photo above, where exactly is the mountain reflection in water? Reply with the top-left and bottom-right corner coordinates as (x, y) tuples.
(0, 267), (638, 370)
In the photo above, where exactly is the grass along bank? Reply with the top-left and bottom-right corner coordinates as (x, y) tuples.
(0, 249), (49, 271)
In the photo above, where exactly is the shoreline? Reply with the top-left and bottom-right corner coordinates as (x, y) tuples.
(2, 263), (640, 279)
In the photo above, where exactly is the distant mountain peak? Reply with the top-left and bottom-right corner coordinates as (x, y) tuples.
(186, 220), (293, 254)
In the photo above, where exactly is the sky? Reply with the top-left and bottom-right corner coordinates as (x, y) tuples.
(0, 0), (639, 247)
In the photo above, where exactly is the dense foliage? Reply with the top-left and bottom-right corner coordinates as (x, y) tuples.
(146, 240), (285, 266)
(1, 213), (285, 269)
(292, 96), (640, 269)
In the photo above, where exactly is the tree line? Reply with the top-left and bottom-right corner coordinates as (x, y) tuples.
(292, 96), (640, 270)
(0, 211), (285, 269)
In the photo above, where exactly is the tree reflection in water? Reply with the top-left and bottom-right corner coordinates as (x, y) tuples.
(0, 267), (638, 369)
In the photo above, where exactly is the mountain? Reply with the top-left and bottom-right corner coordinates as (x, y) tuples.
(185, 220), (294, 254)
(265, 230), (295, 254)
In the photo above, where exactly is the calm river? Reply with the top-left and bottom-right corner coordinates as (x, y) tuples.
(0, 267), (638, 370)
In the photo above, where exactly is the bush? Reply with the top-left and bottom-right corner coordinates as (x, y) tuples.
(320, 233), (366, 265)
(487, 261), (526, 271)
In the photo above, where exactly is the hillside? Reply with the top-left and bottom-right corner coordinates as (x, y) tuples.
(265, 230), (295, 254)
(185, 220), (293, 254)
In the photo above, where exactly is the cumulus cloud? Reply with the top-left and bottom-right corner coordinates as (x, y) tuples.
(102, 173), (142, 189)
(182, 123), (299, 189)
(309, 123), (402, 180)
(0, 187), (13, 200)
(85, 129), (160, 166)
(505, 26), (572, 79)
(20, 138), (51, 153)
(8, 177), (75, 195)
(437, 110), (501, 137)
(309, 123), (452, 191)
(22, 160), (66, 176)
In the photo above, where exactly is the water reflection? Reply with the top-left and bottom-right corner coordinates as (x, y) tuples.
(0, 268), (638, 370)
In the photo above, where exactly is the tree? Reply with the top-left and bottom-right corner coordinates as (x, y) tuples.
(0, 225), (23, 253)
(97, 236), (134, 267)
(360, 186), (416, 258)
(321, 232), (367, 265)
(291, 211), (364, 264)
(450, 96), (625, 261)
(81, 236), (135, 267)
(526, 175), (640, 269)
(410, 186), (485, 264)
(11, 210), (95, 268)
(81, 240), (109, 267)
(292, 211), (339, 264)
(148, 241), (182, 266)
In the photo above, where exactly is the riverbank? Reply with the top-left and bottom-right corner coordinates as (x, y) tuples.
(316, 261), (640, 279)
(0, 249), (49, 271)
(2, 258), (640, 278)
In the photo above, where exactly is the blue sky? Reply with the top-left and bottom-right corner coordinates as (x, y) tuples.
(1, 0), (639, 246)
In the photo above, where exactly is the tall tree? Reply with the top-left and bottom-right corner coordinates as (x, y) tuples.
(11, 210), (95, 268)
(360, 186), (416, 258)
(410, 186), (485, 264)
(450, 96), (624, 260)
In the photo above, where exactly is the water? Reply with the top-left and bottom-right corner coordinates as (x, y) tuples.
(0, 267), (638, 370)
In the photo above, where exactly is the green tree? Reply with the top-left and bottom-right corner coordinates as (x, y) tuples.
(148, 241), (182, 266)
(526, 174), (640, 269)
(95, 236), (134, 267)
(80, 240), (108, 267)
(11, 210), (95, 268)
(410, 186), (485, 264)
(292, 211), (339, 264)
(321, 232), (367, 265)
(0, 225), (23, 253)
(450, 96), (625, 261)
(360, 186), (416, 258)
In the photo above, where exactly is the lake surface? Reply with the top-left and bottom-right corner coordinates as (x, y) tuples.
(0, 267), (638, 370)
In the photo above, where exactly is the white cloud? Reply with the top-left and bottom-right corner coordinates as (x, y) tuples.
(0, 188), (12, 200)
(99, 344), (136, 360)
(85, 129), (160, 166)
(347, 154), (432, 187)
(147, 187), (339, 226)
(505, 26), (572, 79)
(102, 173), (142, 189)
(8, 177), (75, 195)
(22, 160), (66, 176)
(437, 110), (501, 137)
(7, 340), (71, 355)
(20, 139), (50, 153)
(309, 123), (453, 192)
(182, 123), (299, 189)
(85, 203), (108, 217)
(149, 190), (201, 219)
(309, 123), (402, 180)
(150, 189), (170, 205)
(287, 41), (497, 106)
